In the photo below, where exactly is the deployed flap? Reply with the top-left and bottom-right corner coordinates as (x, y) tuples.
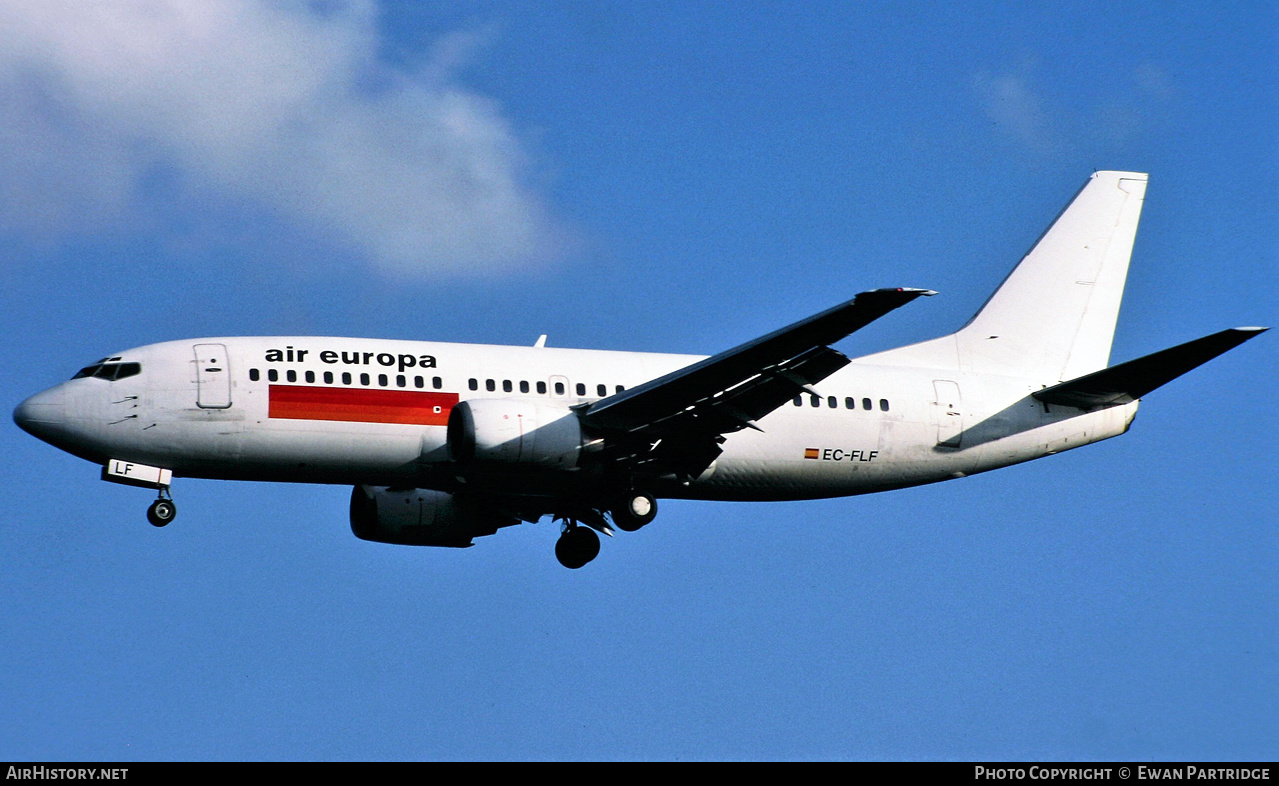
(580, 288), (935, 434)
(1033, 327), (1267, 410)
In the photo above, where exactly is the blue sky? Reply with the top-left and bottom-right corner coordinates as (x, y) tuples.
(2, 0), (1275, 761)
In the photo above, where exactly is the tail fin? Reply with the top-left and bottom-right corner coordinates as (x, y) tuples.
(956, 171), (1148, 381)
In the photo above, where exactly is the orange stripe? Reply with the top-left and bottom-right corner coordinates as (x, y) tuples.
(804, 448), (820, 459)
(268, 385), (458, 426)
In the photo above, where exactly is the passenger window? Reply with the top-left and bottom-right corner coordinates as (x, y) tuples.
(794, 396), (803, 407)
(324, 372), (334, 384)
(538, 381), (548, 395)
(880, 399), (890, 412)
(503, 380), (513, 393)
(616, 385), (625, 394)
(845, 397), (855, 409)
(414, 376), (424, 388)
(486, 379), (496, 392)
(810, 395), (820, 407)
(827, 396), (837, 409)
(862, 397), (872, 410)
(305, 371), (315, 383)
(468, 378), (478, 391)
(576, 383), (586, 396)
(520, 381), (530, 393)
(397, 375), (406, 387)
(597, 384), (607, 397)
(378, 374), (388, 387)
(249, 368), (260, 382)
(433, 377), (443, 390)
(342, 372), (352, 385)
(286, 370), (297, 382)
(554, 382), (565, 395)
(268, 369), (278, 382)
(360, 373), (370, 386)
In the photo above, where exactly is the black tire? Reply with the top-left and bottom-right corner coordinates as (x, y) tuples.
(555, 527), (601, 569)
(612, 492), (657, 532)
(147, 499), (176, 528)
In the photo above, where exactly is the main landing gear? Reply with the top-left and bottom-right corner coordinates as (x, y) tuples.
(612, 491), (657, 532)
(146, 489), (176, 527)
(552, 491), (659, 569)
(555, 524), (601, 570)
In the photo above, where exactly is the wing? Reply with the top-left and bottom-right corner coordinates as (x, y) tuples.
(578, 288), (935, 479)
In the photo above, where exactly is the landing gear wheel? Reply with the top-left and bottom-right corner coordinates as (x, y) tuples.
(612, 492), (657, 532)
(555, 526), (601, 569)
(147, 499), (176, 527)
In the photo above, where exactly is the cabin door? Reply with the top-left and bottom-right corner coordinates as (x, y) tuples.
(194, 343), (232, 409)
(932, 380), (963, 448)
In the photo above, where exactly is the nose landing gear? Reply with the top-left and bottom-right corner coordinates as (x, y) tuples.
(146, 491), (176, 527)
(100, 460), (177, 528)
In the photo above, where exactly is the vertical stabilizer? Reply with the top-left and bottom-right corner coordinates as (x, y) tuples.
(956, 171), (1148, 381)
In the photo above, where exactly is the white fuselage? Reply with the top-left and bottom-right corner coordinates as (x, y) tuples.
(21, 336), (1138, 503)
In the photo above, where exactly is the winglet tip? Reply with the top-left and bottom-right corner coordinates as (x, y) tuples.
(868, 287), (937, 297)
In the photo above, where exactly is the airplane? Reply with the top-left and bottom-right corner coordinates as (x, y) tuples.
(13, 171), (1266, 569)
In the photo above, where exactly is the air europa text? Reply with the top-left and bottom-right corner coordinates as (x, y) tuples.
(264, 347), (437, 372)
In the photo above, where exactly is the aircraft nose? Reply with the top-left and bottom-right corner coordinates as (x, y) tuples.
(13, 387), (67, 441)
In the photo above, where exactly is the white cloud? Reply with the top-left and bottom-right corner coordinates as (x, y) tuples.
(973, 60), (1176, 157)
(0, 0), (563, 276)
(972, 67), (1060, 153)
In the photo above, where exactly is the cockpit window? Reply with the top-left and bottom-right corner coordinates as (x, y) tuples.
(72, 362), (141, 381)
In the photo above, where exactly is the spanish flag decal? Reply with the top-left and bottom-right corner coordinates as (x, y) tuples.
(804, 448), (820, 459)
(268, 385), (458, 426)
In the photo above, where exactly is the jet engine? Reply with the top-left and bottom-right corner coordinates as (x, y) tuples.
(447, 399), (585, 469)
(349, 485), (516, 548)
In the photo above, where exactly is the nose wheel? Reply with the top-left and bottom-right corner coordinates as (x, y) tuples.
(146, 494), (176, 527)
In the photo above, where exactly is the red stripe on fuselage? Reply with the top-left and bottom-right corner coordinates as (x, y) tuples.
(268, 385), (458, 426)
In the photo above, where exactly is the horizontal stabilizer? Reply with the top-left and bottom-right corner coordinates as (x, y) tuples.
(1033, 327), (1267, 409)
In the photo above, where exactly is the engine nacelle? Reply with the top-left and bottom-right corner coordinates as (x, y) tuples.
(447, 399), (584, 469)
(349, 485), (514, 548)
